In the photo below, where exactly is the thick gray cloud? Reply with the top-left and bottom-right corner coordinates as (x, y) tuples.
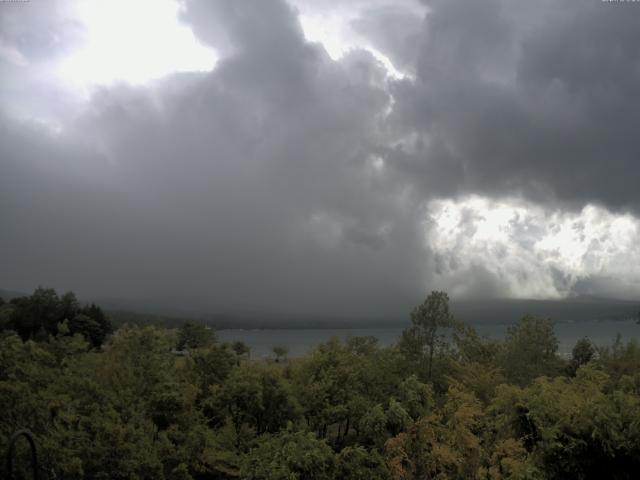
(1, 0), (428, 318)
(1, 0), (639, 318)
(350, 4), (423, 73)
(377, 0), (640, 212)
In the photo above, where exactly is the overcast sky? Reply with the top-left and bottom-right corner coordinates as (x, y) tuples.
(1, 0), (640, 318)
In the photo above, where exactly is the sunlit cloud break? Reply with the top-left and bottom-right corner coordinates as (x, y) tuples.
(57, 0), (216, 87)
(426, 196), (640, 300)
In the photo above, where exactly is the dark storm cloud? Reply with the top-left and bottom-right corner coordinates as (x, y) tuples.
(370, 0), (640, 212)
(352, 0), (640, 299)
(2, 0), (640, 315)
(1, 0), (429, 317)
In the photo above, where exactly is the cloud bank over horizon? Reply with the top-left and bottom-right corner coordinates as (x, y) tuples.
(2, 0), (640, 317)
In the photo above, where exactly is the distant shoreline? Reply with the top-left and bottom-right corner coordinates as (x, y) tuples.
(217, 319), (640, 359)
(215, 316), (640, 331)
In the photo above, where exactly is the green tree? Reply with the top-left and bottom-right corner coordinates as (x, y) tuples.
(335, 446), (388, 480)
(477, 438), (541, 480)
(187, 344), (235, 399)
(346, 336), (379, 355)
(176, 321), (215, 351)
(69, 313), (103, 347)
(293, 338), (356, 440)
(359, 404), (387, 447)
(58, 291), (80, 323)
(567, 337), (595, 376)
(500, 315), (561, 385)
(397, 375), (433, 420)
(490, 365), (640, 478)
(272, 345), (289, 363)
(400, 291), (458, 382)
(2, 288), (111, 346)
(596, 335), (640, 383)
(0, 301), (14, 332)
(454, 321), (501, 365)
(240, 431), (336, 480)
(5, 284), (640, 480)
(207, 363), (298, 442)
(386, 399), (412, 436)
(8, 287), (60, 340)
(386, 383), (484, 480)
(78, 302), (112, 346)
(232, 340), (251, 364)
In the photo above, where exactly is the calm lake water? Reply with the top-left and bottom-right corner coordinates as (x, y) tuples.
(218, 320), (640, 358)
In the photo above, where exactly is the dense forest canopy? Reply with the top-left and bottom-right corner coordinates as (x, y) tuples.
(1, 288), (640, 479)
(0, 287), (112, 347)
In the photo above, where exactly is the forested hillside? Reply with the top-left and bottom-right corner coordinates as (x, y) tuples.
(1, 289), (639, 479)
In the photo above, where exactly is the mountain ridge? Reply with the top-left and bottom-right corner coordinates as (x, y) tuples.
(2, 287), (639, 329)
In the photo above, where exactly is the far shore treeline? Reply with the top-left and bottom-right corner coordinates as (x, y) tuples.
(1, 287), (640, 479)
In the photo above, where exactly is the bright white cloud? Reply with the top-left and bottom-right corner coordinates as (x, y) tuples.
(56, 0), (216, 88)
(426, 196), (640, 299)
(294, 1), (415, 79)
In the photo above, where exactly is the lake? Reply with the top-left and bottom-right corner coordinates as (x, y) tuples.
(218, 319), (640, 358)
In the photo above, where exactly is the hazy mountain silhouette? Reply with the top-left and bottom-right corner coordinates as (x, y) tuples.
(3, 287), (638, 329)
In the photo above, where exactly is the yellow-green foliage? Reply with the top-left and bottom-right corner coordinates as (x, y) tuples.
(1, 291), (640, 479)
